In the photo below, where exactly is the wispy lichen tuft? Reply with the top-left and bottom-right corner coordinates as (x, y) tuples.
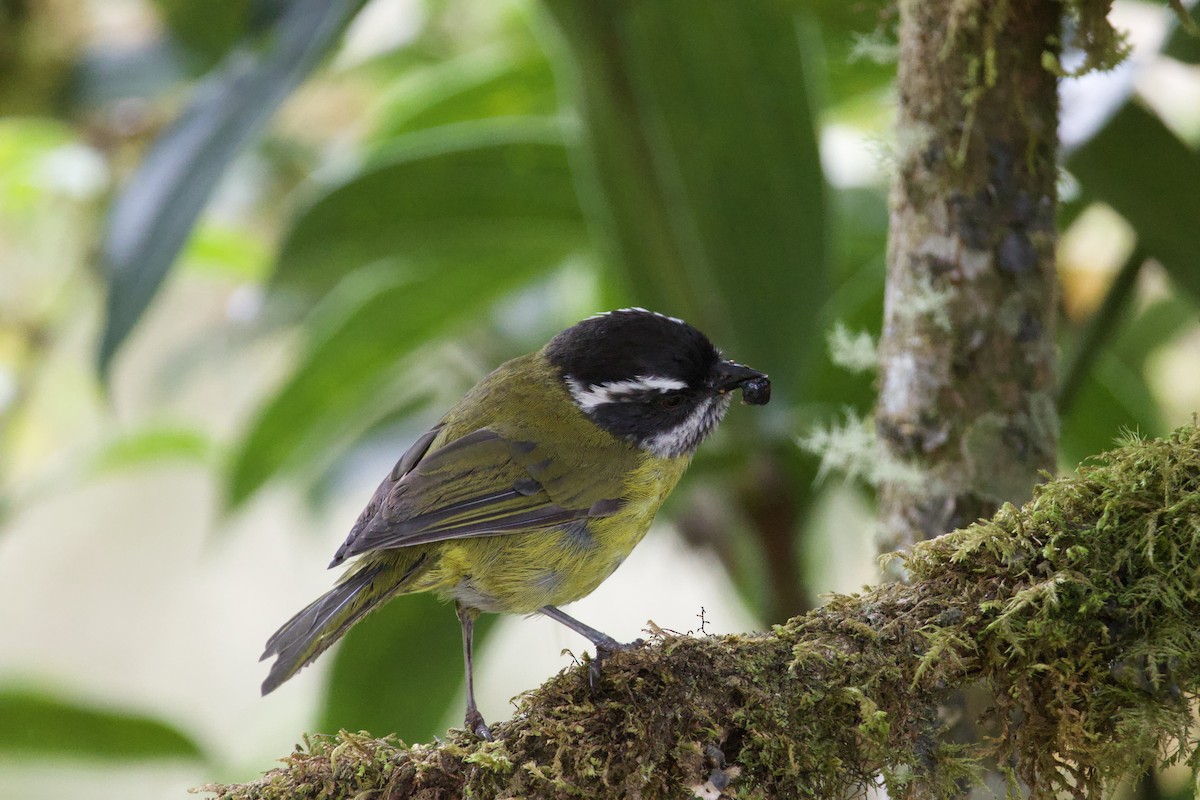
(799, 409), (928, 492)
(849, 27), (900, 65)
(827, 321), (879, 374)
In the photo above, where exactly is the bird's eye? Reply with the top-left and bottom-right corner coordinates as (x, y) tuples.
(658, 393), (685, 410)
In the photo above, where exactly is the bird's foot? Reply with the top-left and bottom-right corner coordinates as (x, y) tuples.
(465, 708), (493, 741)
(587, 637), (646, 691)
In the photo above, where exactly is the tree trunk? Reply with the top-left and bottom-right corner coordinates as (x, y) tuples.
(876, 0), (1061, 558)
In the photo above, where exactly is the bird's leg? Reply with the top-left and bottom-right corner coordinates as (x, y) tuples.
(539, 604), (620, 647)
(539, 605), (643, 689)
(455, 603), (492, 740)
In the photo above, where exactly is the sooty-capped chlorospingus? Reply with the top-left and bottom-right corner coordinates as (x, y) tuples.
(260, 308), (770, 739)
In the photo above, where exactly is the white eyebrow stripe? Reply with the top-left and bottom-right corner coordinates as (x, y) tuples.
(567, 375), (688, 411)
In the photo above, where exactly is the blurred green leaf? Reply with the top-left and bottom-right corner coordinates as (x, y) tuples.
(1108, 295), (1197, 365)
(1059, 249), (1143, 418)
(829, 186), (889, 280)
(806, 0), (895, 112)
(319, 593), (496, 741)
(1060, 296), (1195, 466)
(186, 223), (272, 280)
(153, 0), (259, 71)
(1060, 353), (1164, 468)
(228, 128), (588, 507)
(0, 119), (76, 212)
(1164, 11), (1200, 64)
(0, 688), (205, 761)
(225, 128), (590, 510)
(274, 121), (579, 298)
(540, 0), (828, 401)
(806, 261), (885, 411)
(301, 408), (436, 511)
(1056, 193), (1088, 233)
(228, 265), (572, 509)
(777, 179), (886, 420)
(370, 45), (558, 145)
(91, 425), (213, 474)
(1067, 102), (1200, 305)
(97, 0), (364, 377)
(815, 186), (887, 404)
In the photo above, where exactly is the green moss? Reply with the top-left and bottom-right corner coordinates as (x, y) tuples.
(905, 425), (1200, 792)
(202, 427), (1200, 799)
(463, 740), (514, 773)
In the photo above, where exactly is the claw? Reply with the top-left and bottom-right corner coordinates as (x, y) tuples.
(587, 638), (645, 692)
(466, 708), (493, 741)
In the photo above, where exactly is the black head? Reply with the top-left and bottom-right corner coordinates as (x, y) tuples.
(544, 308), (770, 457)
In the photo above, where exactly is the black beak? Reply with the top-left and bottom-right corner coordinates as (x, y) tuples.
(712, 361), (771, 405)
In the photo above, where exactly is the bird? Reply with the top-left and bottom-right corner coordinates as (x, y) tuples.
(260, 307), (771, 739)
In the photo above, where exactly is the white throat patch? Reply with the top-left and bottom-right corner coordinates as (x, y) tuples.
(566, 375), (688, 411)
(641, 394), (731, 458)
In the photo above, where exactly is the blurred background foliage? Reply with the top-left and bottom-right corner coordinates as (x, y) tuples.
(1, 0), (1199, 797)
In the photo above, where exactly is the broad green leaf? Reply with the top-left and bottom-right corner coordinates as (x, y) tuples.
(319, 593), (496, 741)
(0, 688), (205, 761)
(97, 0), (365, 377)
(370, 45), (558, 145)
(540, 0), (828, 401)
(1067, 102), (1200, 305)
(273, 122), (579, 298)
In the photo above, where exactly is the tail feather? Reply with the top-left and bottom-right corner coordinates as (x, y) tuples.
(260, 558), (422, 695)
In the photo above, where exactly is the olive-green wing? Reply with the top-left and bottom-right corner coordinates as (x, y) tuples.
(329, 427), (626, 565)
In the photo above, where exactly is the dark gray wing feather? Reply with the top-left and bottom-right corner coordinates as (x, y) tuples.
(330, 425), (442, 568)
(329, 428), (620, 565)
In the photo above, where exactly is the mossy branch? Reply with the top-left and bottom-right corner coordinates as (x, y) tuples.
(202, 426), (1200, 799)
